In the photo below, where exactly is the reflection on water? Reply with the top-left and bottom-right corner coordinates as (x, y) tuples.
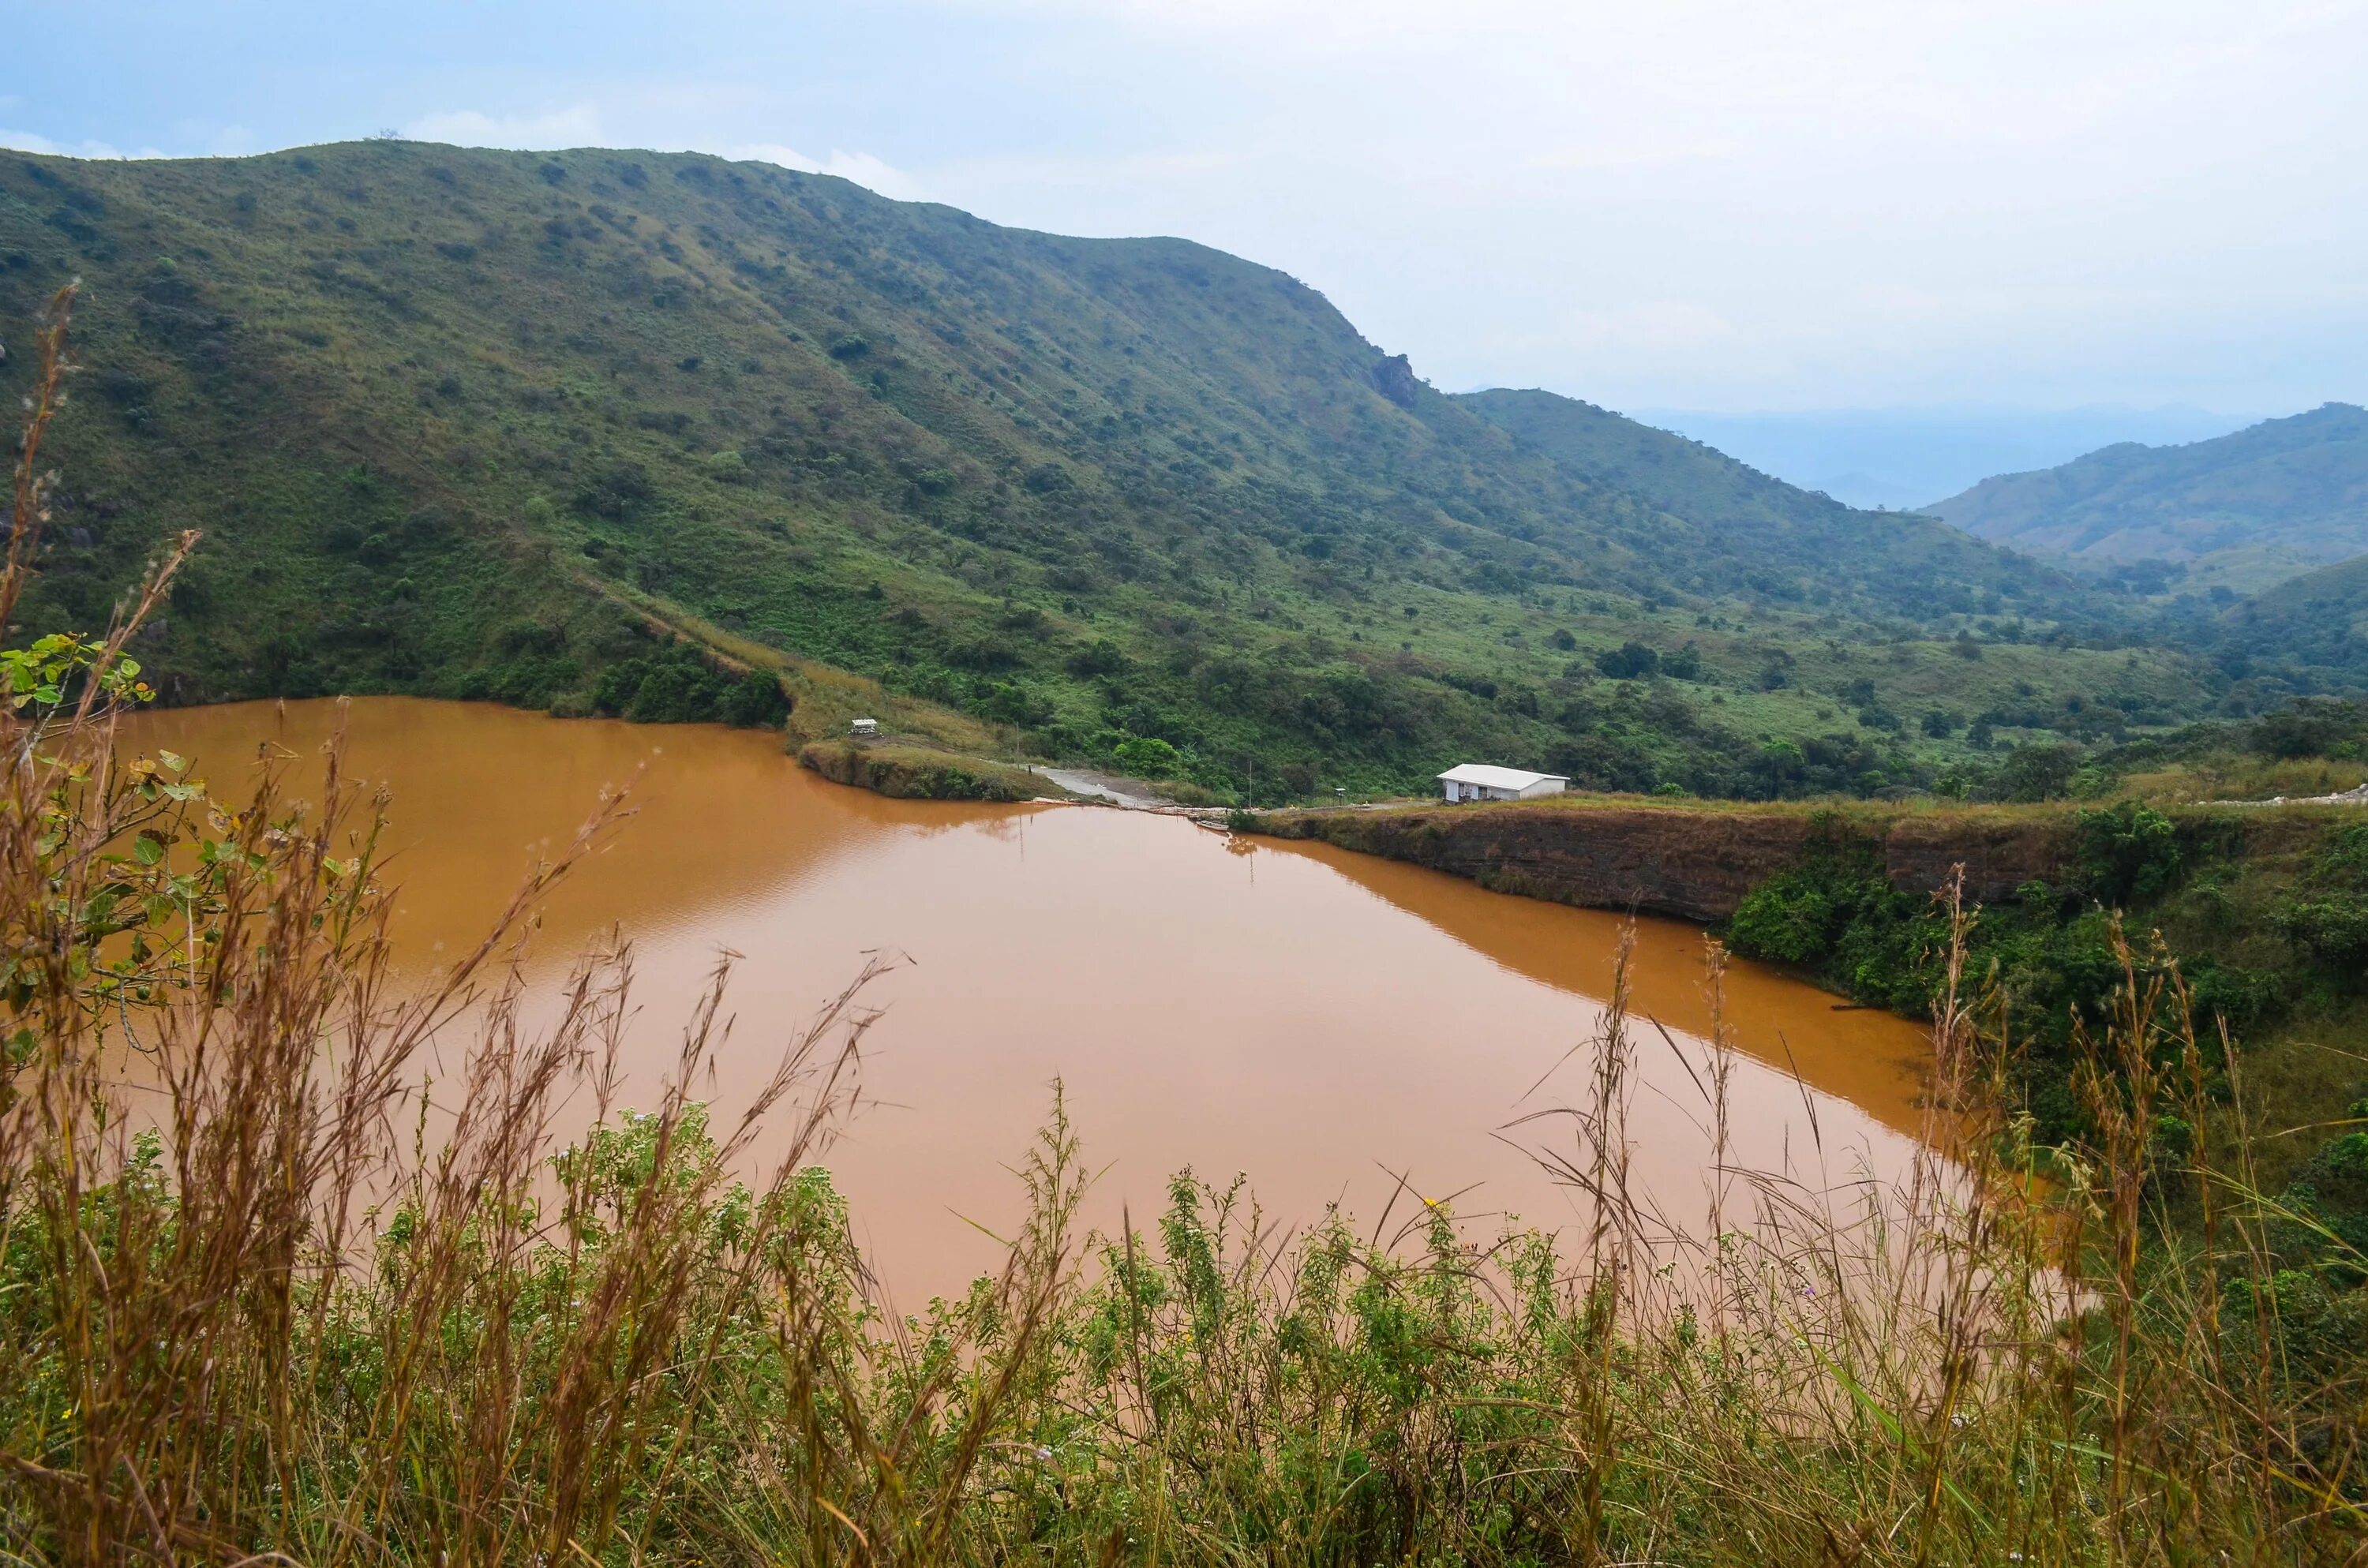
(122, 698), (1935, 1304)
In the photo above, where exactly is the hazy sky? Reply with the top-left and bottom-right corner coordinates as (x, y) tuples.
(9, 0), (2365, 415)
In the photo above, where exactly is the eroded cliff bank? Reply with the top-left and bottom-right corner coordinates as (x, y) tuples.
(1240, 798), (2078, 923)
(796, 740), (1047, 803)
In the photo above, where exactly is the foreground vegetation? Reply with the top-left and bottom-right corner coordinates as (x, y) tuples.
(6, 282), (2368, 1565)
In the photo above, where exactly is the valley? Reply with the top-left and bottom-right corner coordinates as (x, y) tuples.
(0, 142), (2268, 805)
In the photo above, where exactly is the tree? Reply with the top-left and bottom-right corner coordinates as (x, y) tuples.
(1597, 642), (1659, 680)
(1759, 738), (1805, 798)
(1998, 743), (2079, 803)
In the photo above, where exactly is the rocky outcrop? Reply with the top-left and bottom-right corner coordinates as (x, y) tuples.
(1248, 801), (2074, 924)
(1369, 354), (1419, 410)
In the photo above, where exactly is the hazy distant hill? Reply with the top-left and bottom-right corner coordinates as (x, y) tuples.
(1928, 404), (2368, 593)
(0, 142), (2209, 795)
(1629, 404), (2248, 511)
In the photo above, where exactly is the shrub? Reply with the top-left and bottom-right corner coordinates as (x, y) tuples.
(576, 460), (656, 520)
(1596, 642), (1658, 679)
(2250, 698), (2364, 760)
(592, 642), (787, 728)
(1066, 638), (1127, 677)
(2272, 895), (2368, 978)
(1726, 848), (1898, 968)
(1112, 735), (1182, 778)
(2074, 800), (2183, 907)
(2186, 959), (2281, 1035)
(2315, 824), (2368, 886)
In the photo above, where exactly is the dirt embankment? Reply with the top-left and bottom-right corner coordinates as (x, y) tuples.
(1246, 799), (2075, 923)
(796, 741), (1046, 803)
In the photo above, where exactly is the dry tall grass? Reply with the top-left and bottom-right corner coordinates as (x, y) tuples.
(3, 285), (2364, 1565)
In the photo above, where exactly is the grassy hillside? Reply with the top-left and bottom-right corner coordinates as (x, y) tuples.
(1929, 402), (2368, 594)
(0, 141), (2220, 798)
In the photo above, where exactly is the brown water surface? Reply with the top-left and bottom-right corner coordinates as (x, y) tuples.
(122, 698), (1935, 1304)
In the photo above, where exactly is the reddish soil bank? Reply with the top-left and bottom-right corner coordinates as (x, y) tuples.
(1246, 799), (2075, 923)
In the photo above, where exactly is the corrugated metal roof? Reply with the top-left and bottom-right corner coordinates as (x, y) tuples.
(1436, 764), (1566, 790)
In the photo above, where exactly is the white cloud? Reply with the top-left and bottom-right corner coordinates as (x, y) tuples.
(724, 144), (929, 202)
(403, 104), (605, 150)
(0, 128), (169, 160)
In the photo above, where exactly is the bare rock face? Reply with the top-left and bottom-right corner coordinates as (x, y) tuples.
(1369, 354), (1419, 410)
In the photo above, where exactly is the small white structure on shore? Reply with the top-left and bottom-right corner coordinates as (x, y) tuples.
(849, 717), (879, 738)
(1437, 764), (1567, 803)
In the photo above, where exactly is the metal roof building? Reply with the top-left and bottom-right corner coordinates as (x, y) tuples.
(1436, 764), (1568, 803)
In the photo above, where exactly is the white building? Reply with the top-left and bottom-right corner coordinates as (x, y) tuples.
(849, 717), (879, 737)
(1437, 763), (1568, 803)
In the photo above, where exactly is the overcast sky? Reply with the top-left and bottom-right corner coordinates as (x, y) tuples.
(9, 0), (2365, 417)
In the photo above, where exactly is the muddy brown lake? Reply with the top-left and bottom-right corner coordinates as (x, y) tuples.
(122, 698), (1935, 1305)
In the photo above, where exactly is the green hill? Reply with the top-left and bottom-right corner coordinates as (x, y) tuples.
(1457, 387), (2037, 613)
(2216, 552), (2368, 683)
(0, 141), (2214, 798)
(1928, 403), (2368, 594)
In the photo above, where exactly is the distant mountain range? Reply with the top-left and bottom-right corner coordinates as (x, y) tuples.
(1928, 404), (2368, 594)
(1627, 405), (2251, 512)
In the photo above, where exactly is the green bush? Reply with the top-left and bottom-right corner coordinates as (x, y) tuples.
(1112, 735), (1183, 778)
(591, 642), (789, 728)
(2268, 823), (2368, 982)
(1595, 642), (1658, 679)
(2073, 800), (2183, 907)
(2271, 894), (2368, 979)
(1728, 863), (1879, 966)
